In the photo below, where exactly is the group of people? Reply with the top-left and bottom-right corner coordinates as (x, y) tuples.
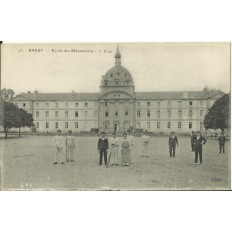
(52, 129), (226, 166)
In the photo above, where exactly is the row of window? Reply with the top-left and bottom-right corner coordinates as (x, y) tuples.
(35, 111), (98, 118)
(136, 109), (204, 118)
(35, 102), (97, 108)
(136, 100), (204, 107)
(136, 121), (204, 130)
(36, 121), (91, 129)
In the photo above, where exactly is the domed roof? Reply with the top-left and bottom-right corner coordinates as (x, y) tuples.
(101, 47), (134, 86)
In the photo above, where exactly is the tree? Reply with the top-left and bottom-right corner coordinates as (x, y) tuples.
(204, 93), (230, 133)
(2, 101), (34, 138)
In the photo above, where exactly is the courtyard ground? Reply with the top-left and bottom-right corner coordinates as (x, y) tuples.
(0, 135), (230, 190)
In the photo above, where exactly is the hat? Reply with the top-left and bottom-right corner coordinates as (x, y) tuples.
(101, 131), (105, 135)
(57, 130), (61, 132)
(196, 131), (201, 133)
(123, 132), (127, 136)
(68, 130), (72, 133)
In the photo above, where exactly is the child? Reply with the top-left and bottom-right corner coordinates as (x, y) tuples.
(169, 131), (178, 158)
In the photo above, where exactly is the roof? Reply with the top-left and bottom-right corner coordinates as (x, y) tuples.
(13, 92), (100, 101)
(135, 90), (224, 100)
(12, 90), (224, 102)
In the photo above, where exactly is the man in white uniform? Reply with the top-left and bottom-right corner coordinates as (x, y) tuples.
(53, 130), (65, 165)
(127, 130), (134, 164)
(66, 130), (75, 162)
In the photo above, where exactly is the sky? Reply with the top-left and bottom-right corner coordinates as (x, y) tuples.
(1, 43), (230, 95)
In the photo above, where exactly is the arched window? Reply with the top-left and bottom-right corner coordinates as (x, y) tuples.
(104, 80), (107, 86)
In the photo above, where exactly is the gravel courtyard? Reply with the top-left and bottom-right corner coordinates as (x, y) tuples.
(0, 135), (230, 190)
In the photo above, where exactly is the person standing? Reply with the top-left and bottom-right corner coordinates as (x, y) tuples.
(193, 131), (207, 164)
(141, 130), (150, 157)
(120, 133), (131, 166)
(218, 132), (226, 154)
(191, 131), (196, 152)
(97, 132), (109, 166)
(108, 132), (120, 166)
(66, 130), (75, 162)
(127, 130), (134, 164)
(169, 131), (178, 158)
(53, 130), (65, 165)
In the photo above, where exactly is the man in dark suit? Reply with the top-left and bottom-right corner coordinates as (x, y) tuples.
(218, 132), (226, 154)
(98, 132), (109, 166)
(193, 131), (207, 164)
(168, 131), (178, 158)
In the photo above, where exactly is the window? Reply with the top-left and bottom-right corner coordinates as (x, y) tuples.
(110, 73), (113, 77)
(36, 122), (39, 128)
(137, 122), (140, 128)
(36, 103), (39, 107)
(157, 102), (160, 107)
(147, 110), (150, 118)
(115, 81), (118, 85)
(168, 110), (171, 118)
(167, 122), (171, 129)
(147, 102), (150, 107)
(137, 102), (140, 107)
(84, 111), (88, 118)
(55, 111), (59, 118)
(189, 122), (192, 129)
(46, 111), (49, 117)
(36, 111), (39, 118)
(147, 122), (150, 129)
(65, 111), (68, 117)
(15, 103), (18, 107)
(178, 110), (182, 118)
(115, 111), (118, 117)
(94, 111), (98, 118)
(178, 101), (182, 106)
(23, 103), (26, 107)
(85, 102), (88, 107)
(200, 122), (203, 131)
(65, 122), (68, 128)
(189, 101), (193, 106)
(137, 111), (140, 118)
(46, 122), (49, 128)
(75, 122), (78, 128)
(105, 111), (108, 117)
(157, 110), (160, 118)
(75, 111), (78, 117)
(178, 122), (181, 128)
(105, 102), (108, 107)
(104, 81), (107, 86)
(168, 101), (171, 107)
(55, 122), (59, 129)
(200, 110), (204, 117)
(189, 110), (193, 117)
(65, 102), (69, 107)
(200, 101), (203, 106)
(56, 103), (59, 108)
(75, 102), (78, 107)
(157, 122), (160, 129)
(125, 111), (128, 116)
(46, 102), (49, 107)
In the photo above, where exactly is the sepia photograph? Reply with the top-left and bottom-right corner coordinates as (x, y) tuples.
(0, 42), (230, 190)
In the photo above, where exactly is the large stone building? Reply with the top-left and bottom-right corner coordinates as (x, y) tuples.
(12, 47), (224, 134)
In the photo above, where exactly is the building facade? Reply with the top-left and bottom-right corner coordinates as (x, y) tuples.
(12, 48), (224, 133)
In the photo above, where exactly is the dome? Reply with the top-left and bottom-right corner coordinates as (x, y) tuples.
(100, 47), (134, 87)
